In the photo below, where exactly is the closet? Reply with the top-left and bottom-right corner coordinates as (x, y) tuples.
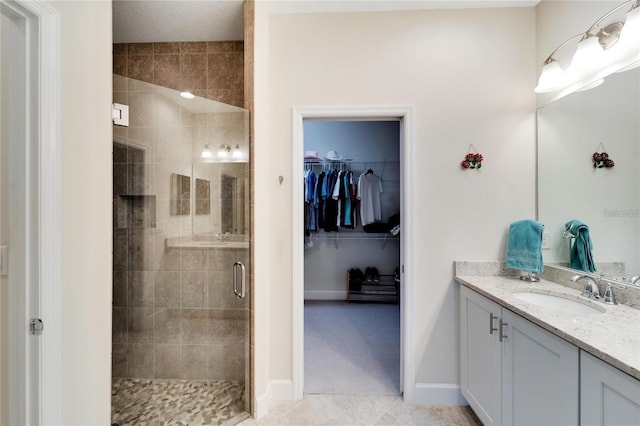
(303, 120), (401, 301)
(303, 119), (401, 396)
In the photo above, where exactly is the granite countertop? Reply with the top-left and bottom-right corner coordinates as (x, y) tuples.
(455, 275), (640, 381)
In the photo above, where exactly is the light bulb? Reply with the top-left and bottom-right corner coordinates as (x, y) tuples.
(217, 145), (229, 158)
(180, 91), (195, 99)
(570, 36), (605, 75)
(534, 60), (567, 93)
(620, 6), (640, 43)
(201, 145), (213, 159)
(232, 145), (243, 159)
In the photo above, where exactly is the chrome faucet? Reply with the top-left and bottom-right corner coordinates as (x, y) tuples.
(216, 232), (231, 242)
(571, 274), (601, 300)
(629, 275), (640, 285)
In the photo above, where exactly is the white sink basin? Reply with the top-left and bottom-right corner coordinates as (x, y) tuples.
(512, 291), (605, 315)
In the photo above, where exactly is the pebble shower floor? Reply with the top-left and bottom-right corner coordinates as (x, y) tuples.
(111, 378), (247, 425)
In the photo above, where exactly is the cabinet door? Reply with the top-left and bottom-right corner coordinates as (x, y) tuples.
(501, 309), (579, 426)
(460, 286), (502, 426)
(581, 351), (640, 426)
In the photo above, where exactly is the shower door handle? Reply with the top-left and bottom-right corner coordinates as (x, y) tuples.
(233, 261), (246, 299)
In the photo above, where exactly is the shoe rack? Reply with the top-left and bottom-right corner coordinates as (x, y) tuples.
(346, 269), (399, 303)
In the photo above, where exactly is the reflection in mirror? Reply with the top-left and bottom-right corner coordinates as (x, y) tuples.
(195, 178), (211, 215)
(192, 163), (248, 238)
(537, 68), (640, 279)
(221, 174), (237, 234)
(170, 173), (191, 216)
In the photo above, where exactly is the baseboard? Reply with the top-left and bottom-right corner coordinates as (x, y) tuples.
(254, 389), (270, 420)
(304, 290), (347, 300)
(253, 379), (294, 419)
(413, 383), (468, 406)
(270, 379), (294, 400)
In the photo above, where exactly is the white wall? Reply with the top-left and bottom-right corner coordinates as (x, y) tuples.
(254, 5), (536, 402)
(251, 0), (272, 413)
(48, 1), (113, 424)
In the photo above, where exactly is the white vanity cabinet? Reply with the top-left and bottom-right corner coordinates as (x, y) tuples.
(501, 309), (579, 425)
(581, 351), (640, 425)
(460, 286), (580, 425)
(460, 286), (503, 425)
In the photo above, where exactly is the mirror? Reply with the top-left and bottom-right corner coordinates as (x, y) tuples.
(195, 178), (211, 215)
(192, 162), (249, 237)
(170, 173), (191, 216)
(537, 68), (640, 278)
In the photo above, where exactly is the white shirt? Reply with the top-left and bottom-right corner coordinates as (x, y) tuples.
(357, 173), (383, 226)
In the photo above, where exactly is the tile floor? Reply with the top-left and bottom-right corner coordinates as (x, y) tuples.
(239, 394), (481, 426)
(111, 378), (248, 425)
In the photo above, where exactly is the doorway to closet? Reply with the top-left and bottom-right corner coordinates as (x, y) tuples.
(292, 106), (415, 401)
(302, 118), (401, 396)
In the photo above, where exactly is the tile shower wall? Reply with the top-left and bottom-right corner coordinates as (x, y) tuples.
(113, 41), (244, 108)
(112, 70), (249, 381)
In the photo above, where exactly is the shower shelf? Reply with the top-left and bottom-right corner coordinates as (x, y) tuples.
(116, 194), (156, 229)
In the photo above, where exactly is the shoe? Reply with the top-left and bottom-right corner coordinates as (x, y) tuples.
(371, 267), (380, 282)
(349, 269), (362, 291)
(365, 267), (373, 282)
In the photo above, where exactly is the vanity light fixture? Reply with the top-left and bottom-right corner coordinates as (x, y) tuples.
(535, 0), (640, 95)
(231, 144), (243, 160)
(180, 91), (195, 99)
(201, 144), (213, 159)
(217, 144), (231, 159)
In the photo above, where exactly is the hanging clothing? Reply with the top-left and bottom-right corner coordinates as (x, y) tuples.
(316, 171), (326, 230)
(323, 169), (339, 232)
(357, 172), (383, 226)
(304, 169), (318, 234)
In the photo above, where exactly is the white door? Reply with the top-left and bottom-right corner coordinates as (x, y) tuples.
(1, 5), (37, 424)
(1, 1), (61, 424)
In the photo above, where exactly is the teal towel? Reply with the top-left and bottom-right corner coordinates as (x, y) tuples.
(506, 219), (544, 274)
(564, 219), (596, 273)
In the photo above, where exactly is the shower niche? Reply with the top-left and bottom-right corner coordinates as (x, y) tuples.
(114, 142), (156, 230)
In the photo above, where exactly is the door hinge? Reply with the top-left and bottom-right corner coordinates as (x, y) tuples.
(112, 103), (129, 127)
(29, 318), (43, 335)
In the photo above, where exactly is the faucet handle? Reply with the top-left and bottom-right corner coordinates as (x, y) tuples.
(603, 284), (617, 305)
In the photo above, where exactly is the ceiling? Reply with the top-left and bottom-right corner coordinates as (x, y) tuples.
(112, 0), (245, 43)
(112, 0), (540, 44)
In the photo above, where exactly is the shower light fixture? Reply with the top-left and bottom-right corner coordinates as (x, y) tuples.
(180, 91), (195, 99)
(535, 0), (640, 95)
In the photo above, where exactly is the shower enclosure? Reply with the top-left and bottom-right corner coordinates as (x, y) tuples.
(111, 74), (251, 425)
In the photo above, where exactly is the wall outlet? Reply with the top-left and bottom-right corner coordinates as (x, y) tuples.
(541, 231), (550, 250)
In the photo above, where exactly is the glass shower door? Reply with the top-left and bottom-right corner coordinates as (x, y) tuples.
(112, 74), (251, 425)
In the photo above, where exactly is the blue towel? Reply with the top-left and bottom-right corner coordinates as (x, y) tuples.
(506, 219), (544, 274)
(564, 219), (596, 273)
